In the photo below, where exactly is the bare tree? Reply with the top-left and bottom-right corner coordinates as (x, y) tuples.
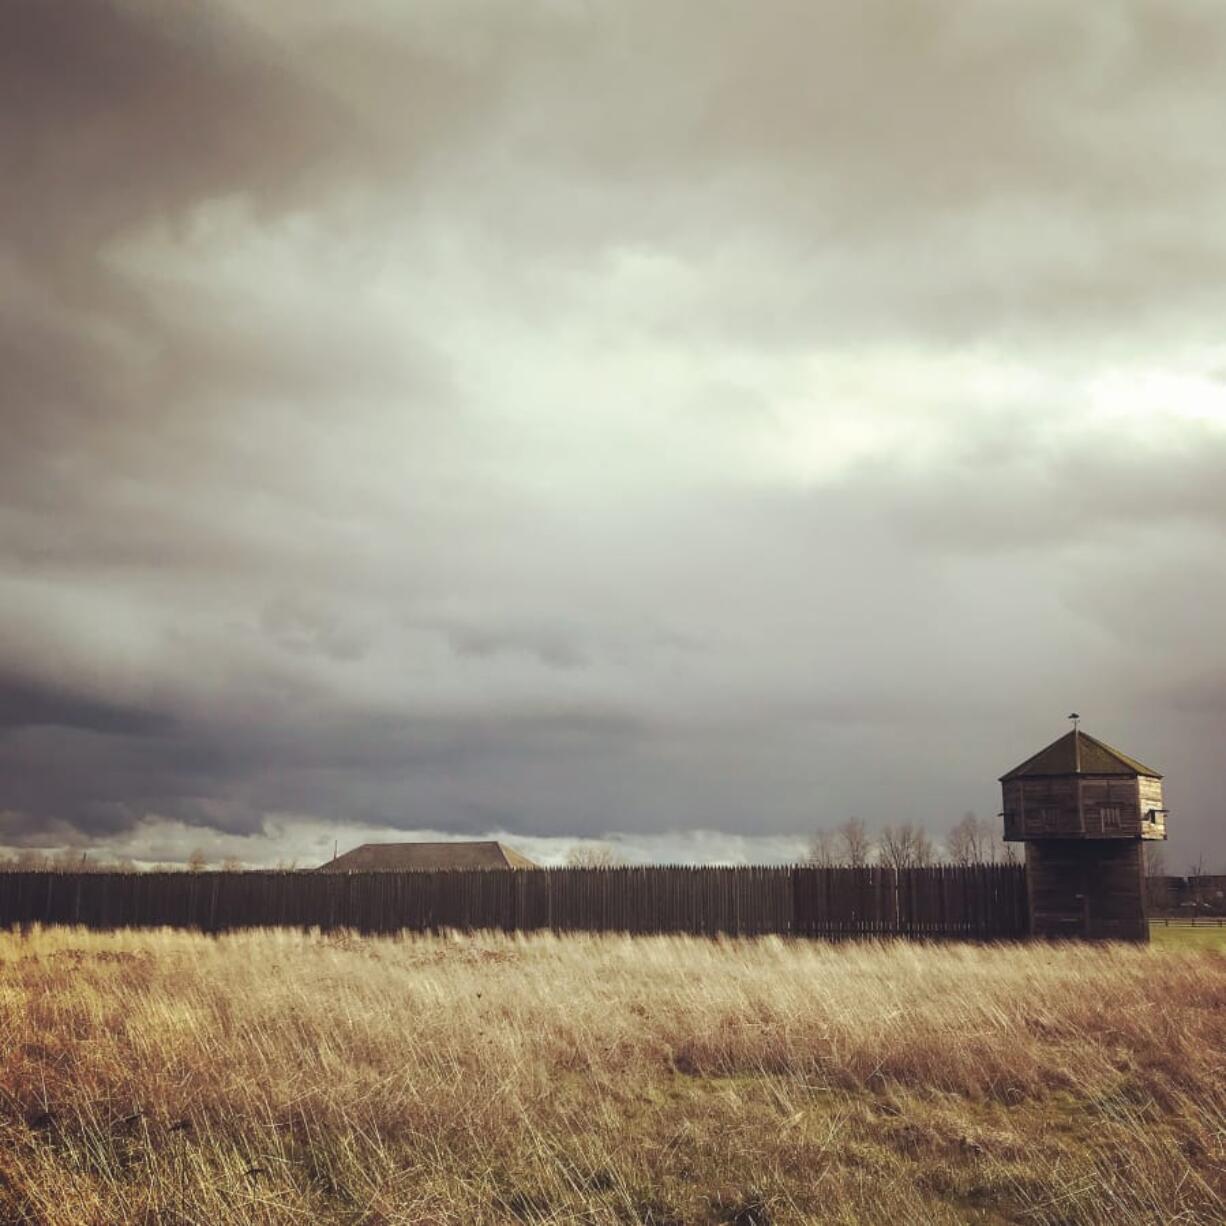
(565, 843), (625, 867)
(983, 825), (1005, 866)
(878, 824), (918, 871)
(1144, 844), (1167, 878)
(946, 811), (989, 865)
(878, 824), (939, 870)
(805, 829), (840, 868)
(1187, 850), (1208, 912)
(221, 855), (243, 872)
(837, 818), (872, 869)
(912, 826), (937, 868)
(186, 848), (208, 873)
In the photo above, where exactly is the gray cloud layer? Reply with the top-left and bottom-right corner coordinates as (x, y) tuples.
(3, 0), (1226, 866)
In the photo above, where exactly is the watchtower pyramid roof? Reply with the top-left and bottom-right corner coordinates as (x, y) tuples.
(999, 730), (1161, 781)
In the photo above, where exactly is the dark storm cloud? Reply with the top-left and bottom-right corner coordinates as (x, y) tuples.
(3, 1), (1226, 866)
(0, 676), (170, 737)
(0, 674), (648, 844)
(0, 1), (360, 283)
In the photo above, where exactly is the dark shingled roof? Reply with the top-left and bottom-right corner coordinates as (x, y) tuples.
(1000, 730), (1161, 781)
(317, 841), (539, 871)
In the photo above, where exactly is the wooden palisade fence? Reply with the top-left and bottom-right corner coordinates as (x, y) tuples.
(0, 865), (1027, 940)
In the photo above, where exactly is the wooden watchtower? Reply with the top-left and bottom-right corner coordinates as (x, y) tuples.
(1001, 723), (1167, 941)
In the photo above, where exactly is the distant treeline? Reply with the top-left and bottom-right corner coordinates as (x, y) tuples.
(0, 851), (277, 873)
(1147, 875), (1226, 916)
(805, 814), (1019, 870)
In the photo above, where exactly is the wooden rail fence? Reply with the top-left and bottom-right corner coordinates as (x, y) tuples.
(0, 865), (1028, 940)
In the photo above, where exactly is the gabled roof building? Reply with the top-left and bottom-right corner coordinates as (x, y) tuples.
(317, 840), (538, 872)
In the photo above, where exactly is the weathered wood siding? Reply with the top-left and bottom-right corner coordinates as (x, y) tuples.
(1004, 776), (1154, 840)
(1137, 775), (1167, 840)
(1077, 776), (1141, 836)
(1001, 780), (1024, 840)
(1025, 841), (1147, 941)
(1003, 776), (1082, 839)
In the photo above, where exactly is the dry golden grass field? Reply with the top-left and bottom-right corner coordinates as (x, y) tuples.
(2, 928), (1225, 1225)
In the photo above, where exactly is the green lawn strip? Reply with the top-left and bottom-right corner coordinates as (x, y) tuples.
(1149, 923), (1226, 952)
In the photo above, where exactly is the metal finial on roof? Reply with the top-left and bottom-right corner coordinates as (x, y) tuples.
(1069, 712), (1081, 771)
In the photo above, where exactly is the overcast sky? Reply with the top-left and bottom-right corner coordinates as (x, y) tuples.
(3, 0), (1225, 869)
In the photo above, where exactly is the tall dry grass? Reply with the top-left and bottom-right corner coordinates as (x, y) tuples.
(1, 927), (1224, 1224)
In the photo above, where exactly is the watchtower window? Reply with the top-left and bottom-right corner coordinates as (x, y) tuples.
(1101, 806), (1121, 830)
